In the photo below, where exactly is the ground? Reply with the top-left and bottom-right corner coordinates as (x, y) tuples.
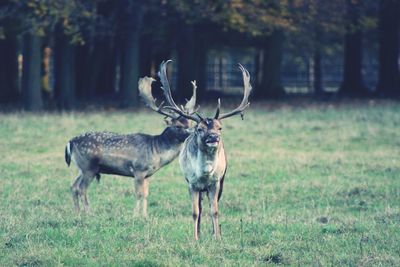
(1, 100), (400, 266)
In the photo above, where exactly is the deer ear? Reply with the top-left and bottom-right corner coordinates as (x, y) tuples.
(185, 127), (195, 134)
(164, 117), (174, 125)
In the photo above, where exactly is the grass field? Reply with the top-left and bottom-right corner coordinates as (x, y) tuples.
(1, 100), (400, 266)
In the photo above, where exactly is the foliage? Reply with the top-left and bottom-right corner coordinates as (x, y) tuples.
(2, 0), (95, 43)
(169, 0), (295, 36)
(0, 0), (380, 48)
(1, 101), (400, 265)
(1, 0), (145, 44)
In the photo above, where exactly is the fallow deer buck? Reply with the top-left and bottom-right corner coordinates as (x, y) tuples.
(158, 60), (252, 240)
(65, 75), (197, 216)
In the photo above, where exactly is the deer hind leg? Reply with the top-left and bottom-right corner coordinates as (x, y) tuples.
(190, 189), (201, 240)
(71, 171), (83, 212)
(208, 184), (221, 240)
(78, 172), (95, 213)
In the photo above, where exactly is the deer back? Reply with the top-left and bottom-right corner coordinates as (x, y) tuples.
(68, 130), (183, 178)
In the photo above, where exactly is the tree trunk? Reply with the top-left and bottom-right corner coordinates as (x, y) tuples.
(139, 34), (153, 77)
(120, 29), (140, 107)
(97, 41), (117, 96)
(55, 34), (75, 109)
(0, 36), (18, 102)
(339, 0), (368, 96)
(176, 25), (196, 101)
(376, 0), (400, 97)
(75, 44), (89, 99)
(193, 26), (207, 101)
(22, 34), (43, 111)
(176, 25), (207, 101)
(313, 48), (323, 96)
(76, 42), (108, 100)
(258, 31), (285, 98)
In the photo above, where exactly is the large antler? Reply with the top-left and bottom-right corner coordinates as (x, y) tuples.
(184, 80), (197, 114)
(215, 64), (252, 120)
(138, 76), (178, 119)
(158, 60), (201, 123)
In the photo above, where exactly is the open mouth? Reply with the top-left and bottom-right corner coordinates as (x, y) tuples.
(205, 137), (220, 147)
(206, 141), (219, 146)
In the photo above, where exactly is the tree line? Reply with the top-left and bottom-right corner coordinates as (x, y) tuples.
(0, 0), (399, 111)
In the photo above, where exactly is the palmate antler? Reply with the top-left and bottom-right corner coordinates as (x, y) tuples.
(155, 60), (251, 123)
(138, 76), (178, 119)
(215, 64), (252, 120)
(158, 60), (201, 123)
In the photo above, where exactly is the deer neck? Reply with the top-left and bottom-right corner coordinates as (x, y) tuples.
(154, 128), (184, 166)
(196, 137), (224, 175)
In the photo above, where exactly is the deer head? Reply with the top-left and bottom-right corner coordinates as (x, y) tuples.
(138, 73), (198, 141)
(158, 60), (252, 150)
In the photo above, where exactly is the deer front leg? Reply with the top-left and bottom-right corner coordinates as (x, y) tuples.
(142, 178), (150, 218)
(190, 189), (200, 240)
(134, 176), (145, 217)
(198, 192), (202, 237)
(209, 183), (221, 240)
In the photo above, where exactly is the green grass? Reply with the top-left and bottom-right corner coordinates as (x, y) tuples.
(1, 100), (400, 266)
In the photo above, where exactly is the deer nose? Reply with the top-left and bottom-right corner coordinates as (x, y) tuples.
(206, 134), (220, 143)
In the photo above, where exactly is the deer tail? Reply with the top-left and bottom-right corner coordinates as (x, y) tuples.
(65, 142), (72, 167)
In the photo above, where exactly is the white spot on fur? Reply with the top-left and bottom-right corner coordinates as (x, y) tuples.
(66, 142), (71, 156)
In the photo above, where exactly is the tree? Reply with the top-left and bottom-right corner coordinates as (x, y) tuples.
(313, 29), (323, 96)
(0, 31), (18, 102)
(74, 0), (119, 101)
(339, 0), (368, 96)
(376, 0), (400, 97)
(168, 0), (295, 98)
(118, 0), (143, 107)
(258, 31), (285, 98)
(54, 32), (75, 109)
(4, 0), (98, 109)
(175, 24), (207, 101)
(22, 34), (43, 111)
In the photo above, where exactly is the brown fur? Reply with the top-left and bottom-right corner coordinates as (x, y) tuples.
(66, 118), (190, 216)
(179, 119), (227, 240)
(156, 60), (252, 240)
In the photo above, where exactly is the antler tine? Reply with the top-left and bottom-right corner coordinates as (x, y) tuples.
(138, 76), (177, 119)
(214, 98), (221, 119)
(158, 60), (181, 111)
(217, 63), (252, 120)
(158, 60), (201, 123)
(184, 80), (197, 114)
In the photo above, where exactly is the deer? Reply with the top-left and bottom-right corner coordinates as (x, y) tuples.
(157, 60), (252, 240)
(65, 73), (197, 217)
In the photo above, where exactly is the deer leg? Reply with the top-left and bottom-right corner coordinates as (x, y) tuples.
(79, 172), (95, 213)
(71, 172), (83, 212)
(190, 189), (200, 240)
(198, 192), (202, 237)
(142, 178), (150, 218)
(134, 176), (145, 217)
(209, 184), (221, 240)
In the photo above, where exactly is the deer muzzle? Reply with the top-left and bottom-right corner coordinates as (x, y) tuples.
(205, 134), (220, 147)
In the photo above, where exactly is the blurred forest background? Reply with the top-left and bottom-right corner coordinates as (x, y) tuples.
(0, 0), (399, 111)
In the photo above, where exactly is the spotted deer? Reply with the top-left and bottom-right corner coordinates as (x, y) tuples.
(158, 60), (252, 240)
(65, 74), (197, 216)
